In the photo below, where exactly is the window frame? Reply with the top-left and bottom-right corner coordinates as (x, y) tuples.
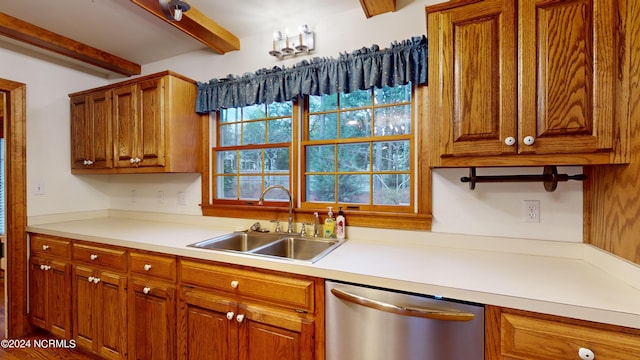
(200, 86), (431, 231)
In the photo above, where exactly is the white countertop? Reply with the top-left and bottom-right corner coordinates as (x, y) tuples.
(26, 213), (640, 330)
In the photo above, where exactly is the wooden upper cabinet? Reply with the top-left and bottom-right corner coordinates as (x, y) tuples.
(426, 0), (626, 166)
(70, 90), (112, 170)
(70, 70), (204, 174)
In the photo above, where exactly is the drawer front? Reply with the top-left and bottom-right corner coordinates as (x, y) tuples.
(180, 259), (314, 312)
(72, 242), (127, 271)
(501, 313), (640, 360)
(30, 233), (72, 259)
(130, 251), (176, 281)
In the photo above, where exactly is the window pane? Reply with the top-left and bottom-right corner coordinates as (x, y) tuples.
(373, 174), (410, 205)
(216, 176), (237, 199)
(340, 89), (371, 109)
(340, 110), (371, 139)
(337, 174), (369, 204)
(306, 145), (334, 172)
(372, 141), (410, 171)
(306, 175), (335, 202)
(243, 121), (266, 145)
(262, 178), (291, 201)
(220, 108), (240, 123)
(239, 149), (261, 173)
(217, 150), (237, 174)
(309, 113), (337, 140)
(374, 105), (411, 136)
(239, 176), (262, 199)
(243, 104), (266, 120)
(374, 84), (411, 104)
(310, 93), (337, 113)
(219, 123), (239, 146)
(268, 101), (292, 116)
(338, 143), (370, 172)
(265, 148), (289, 173)
(268, 118), (292, 143)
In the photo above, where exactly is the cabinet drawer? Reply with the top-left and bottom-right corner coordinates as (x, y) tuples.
(72, 242), (127, 271)
(30, 234), (71, 259)
(180, 259), (315, 312)
(130, 251), (176, 281)
(501, 313), (640, 360)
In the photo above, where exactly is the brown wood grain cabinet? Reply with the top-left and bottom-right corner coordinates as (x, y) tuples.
(28, 234), (73, 339)
(177, 259), (323, 360)
(485, 306), (640, 360)
(69, 70), (204, 174)
(128, 250), (177, 360)
(426, 0), (626, 167)
(72, 242), (128, 359)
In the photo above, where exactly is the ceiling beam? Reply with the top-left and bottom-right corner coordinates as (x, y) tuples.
(0, 12), (141, 77)
(359, 0), (397, 18)
(130, 0), (240, 54)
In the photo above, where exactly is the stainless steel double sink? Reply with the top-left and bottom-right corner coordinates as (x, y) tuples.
(188, 231), (344, 263)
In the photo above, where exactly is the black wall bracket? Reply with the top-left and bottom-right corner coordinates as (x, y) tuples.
(460, 166), (587, 192)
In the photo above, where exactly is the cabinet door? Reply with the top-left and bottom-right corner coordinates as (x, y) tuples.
(72, 265), (98, 352)
(129, 279), (176, 360)
(47, 259), (72, 339)
(239, 305), (315, 360)
(178, 288), (239, 360)
(70, 95), (91, 169)
(428, 0), (517, 157)
(137, 78), (165, 168)
(96, 270), (128, 360)
(113, 84), (138, 168)
(29, 257), (47, 329)
(70, 91), (112, 169)
(518, 0), (617, 155)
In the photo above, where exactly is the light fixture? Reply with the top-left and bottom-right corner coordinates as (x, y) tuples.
(269, 24), (315, 60)
(159, 0), (190, 21)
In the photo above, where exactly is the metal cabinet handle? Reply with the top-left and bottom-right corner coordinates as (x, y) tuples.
(330, 288), (475, 322)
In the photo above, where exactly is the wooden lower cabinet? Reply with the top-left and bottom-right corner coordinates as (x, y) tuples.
(29, 256), (72, 339)
(486, 306), (640, 360)
(178, 287), (315, 360)
(128, 278), (176, 360)
(72, 264), (128, 359)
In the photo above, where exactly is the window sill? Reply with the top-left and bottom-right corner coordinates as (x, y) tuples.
(201, 204), (432, 231)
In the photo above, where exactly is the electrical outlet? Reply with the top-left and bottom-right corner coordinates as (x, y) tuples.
(33, 182), (45, 195)
(522, 200), (540, 223)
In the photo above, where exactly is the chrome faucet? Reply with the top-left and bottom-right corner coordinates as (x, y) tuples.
(259, 185), (294, 234)
(313, 212), (320, 237)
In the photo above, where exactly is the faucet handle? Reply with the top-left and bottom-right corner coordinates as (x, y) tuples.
(270, 220), (281, 233)
(300, 223), (312, 237)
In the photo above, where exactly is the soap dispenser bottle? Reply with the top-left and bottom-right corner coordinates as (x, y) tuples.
(324, 207), (335, 238)
(335, 207), (345, 239)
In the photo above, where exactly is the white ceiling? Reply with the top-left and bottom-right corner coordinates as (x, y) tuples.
(0, 0), (362, 65)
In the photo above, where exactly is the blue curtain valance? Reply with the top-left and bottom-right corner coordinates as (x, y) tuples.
(195, 35), (428, 113)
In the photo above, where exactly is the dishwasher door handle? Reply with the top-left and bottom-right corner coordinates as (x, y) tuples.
(330, 288), (476, 322)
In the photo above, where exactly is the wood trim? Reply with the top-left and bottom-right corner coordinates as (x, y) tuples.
(0, 78), (29, 337)
(130, 0), (240, 54)
(0, 12), (141, 77)
(359, 0), (396, 18)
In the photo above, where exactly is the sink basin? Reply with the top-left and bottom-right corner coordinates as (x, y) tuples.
(251, 237), (342, 262)
(189, 231), (283, 252)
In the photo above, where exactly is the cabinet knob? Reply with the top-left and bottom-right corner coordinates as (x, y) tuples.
(143, 264), (152, 271)
(504, 137), (516, 146)
(578, 347), (595, 360)
(226, 312), (234, 320)
(143, 287), (151, 294)
(93, 277), (101, 284)
(230, 280), (239, 289)
(90, 254), (98, 261)
(83, 159), (93, 166)
(236, 314), (245, 323)
(523, 136), (535, 145)
(40, 264), (50, 271)
(42, 244), (50, 251)
(88, 276), (95, 283)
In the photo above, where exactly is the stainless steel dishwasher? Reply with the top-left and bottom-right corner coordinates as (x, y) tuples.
(325, 280), (484, 360)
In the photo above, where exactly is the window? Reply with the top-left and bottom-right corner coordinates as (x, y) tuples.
(203, 85), (430, 230)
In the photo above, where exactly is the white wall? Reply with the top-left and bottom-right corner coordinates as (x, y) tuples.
(4, 0), (583, 242)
